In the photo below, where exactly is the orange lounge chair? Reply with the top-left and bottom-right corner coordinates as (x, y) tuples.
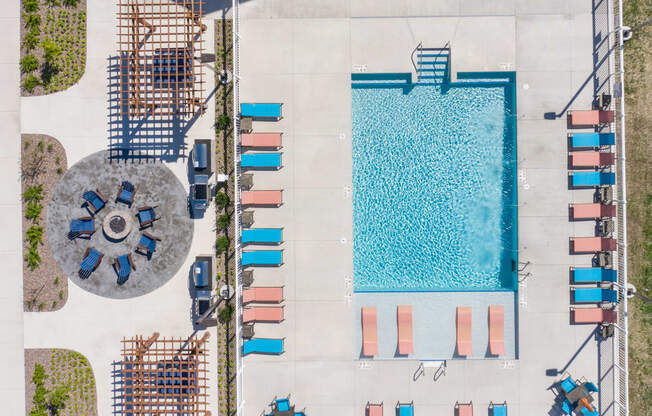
(455, 401), (473, 416)
(241, 190), (282, 206)
(242, 306), (284, 323)
(572, 308), (617, 324)
(366, 402), (383, 416)
(488, 305), (506, 356)
(241, 133), (282, 148)
(362, 307), (378, 357)
(570, 203), (616, 220)
(571, 237), (617, 253)
(397, 306), (413, 355)
(570, 151), (615, 168)
(242, 287), (284, 304)
(569, 110), (615, 127)
(456, 307), (472, 356)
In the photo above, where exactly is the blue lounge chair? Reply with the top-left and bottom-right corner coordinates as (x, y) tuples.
(116, 181), (136, 206)
(572, 267), (617, 283)
(79, 247), (103, 278)
(489, 401), (507, 416)
(573, 288), (619, 303)
(137, 205), (160, 228)
(240, 153), (282, 169)
(570, 172), (616, 187)
(570, 132), (615, 148)
(114, 254), (135, 284)
(275, 398), (291, 412)
(560, 376), (577, 394)
(585, 381), (599, 393)
(561, 399), (573, 415)
(136, 232), (161, 257)
(241, 228), (283, 245)
(242, 338), (284, 355)
(240, 103), (283, 119)
(69, 217), (95, 237)
(397, 402), (414, 416)
(241, 250), (283, 266)
(82, 189), (107, 214)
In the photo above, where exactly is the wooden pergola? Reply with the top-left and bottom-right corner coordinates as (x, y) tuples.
(121, 332), (211, 415)
(117, 0), (206, 118)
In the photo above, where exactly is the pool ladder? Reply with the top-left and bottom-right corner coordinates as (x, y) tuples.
(411, 41), (451, 84)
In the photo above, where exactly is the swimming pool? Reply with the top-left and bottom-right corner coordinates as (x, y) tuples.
(352, 74), (517, 292)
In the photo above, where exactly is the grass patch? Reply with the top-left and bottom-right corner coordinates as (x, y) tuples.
(622, 1), (652, 414)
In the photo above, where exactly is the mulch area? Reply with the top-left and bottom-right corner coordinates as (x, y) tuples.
(24, 348), (97, 416)
(22, 134), (68, 311)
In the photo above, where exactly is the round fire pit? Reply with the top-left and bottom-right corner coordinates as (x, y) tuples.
(102, 210), (134, 241)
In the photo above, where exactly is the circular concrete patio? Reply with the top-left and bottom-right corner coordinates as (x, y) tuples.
(47, 151), (194, 299)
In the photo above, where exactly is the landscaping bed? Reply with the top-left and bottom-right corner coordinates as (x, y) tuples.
(20, 0), (87, 96)
(214, 17), (236, 416)
(22, 134), (68, 312)
(622, 1), (652, 414)
(25, 348), (97, 416)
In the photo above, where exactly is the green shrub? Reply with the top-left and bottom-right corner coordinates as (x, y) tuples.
(23, 0), (39, 13)
(216, 213), (231, 229)
(23, 74), (41, 92)
(62, 0), (78, 6)
(25, 201), (43, 222)
(48, 384), (70, 412)
(215, 192), (230, 210)
(25, 245), (41, 270)
(26, 225), (43, 246)
(47, 143), (54, 153)
(23, 28), (41, 51)
(32, 363), (47, 385)
(37, 140), (44, 152)
(23, 184), (44, 203)
(216, 235), (229, 254)
(24, 13), (41, 31)
(20, 54), (39, 73)
(215, 114), (231, 131)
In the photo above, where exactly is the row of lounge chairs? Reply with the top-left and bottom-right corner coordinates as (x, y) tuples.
(241, 287), (285, 355)
(567, 107), (619, 327)
(365, 401), (507, 416)
(360, 305), (505, 357)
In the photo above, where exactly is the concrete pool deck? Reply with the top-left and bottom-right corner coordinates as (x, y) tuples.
(239, 1), (614, 416)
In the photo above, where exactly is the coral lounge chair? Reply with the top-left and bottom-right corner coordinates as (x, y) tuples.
(568, 110), (615, 127)
(570, 203), (616, 220)
(488, 305), (505, 356)
(572, 308), (617, 324)
(366, 402), (383, 416)
(397, 306), (413, 355)
(455, 402), (473, 416)
(570, 237), (617, 253)
(361, 306), (378, 357)
(242, 287), (284, 304)
(242, 306), (284, 323)
(241, 133), (282, 149)
(241, 190), (283, 206)
(570, 151), (615, 168)
(456, 306), (472, 356)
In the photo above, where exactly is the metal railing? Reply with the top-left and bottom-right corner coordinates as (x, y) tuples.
(232, 0), (244, 415)
(610, 1), (629, 415)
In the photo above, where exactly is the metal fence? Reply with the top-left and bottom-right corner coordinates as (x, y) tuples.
(232, 0), (244, 415)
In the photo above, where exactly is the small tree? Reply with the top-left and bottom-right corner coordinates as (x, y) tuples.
(215, 114), (231, 131)
(20, 54), (39, 73)
(216, 213), (231, 229)
(216, 236), (229, 254)
(42, 38), (62, 66)
(23, 74), (41, 92)
(215, 192), (230, 210)
(47, 384), (70, 414)
(218, 304), (233, 323)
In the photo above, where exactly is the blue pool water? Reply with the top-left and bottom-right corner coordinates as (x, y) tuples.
(352, 78), (517, 291)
